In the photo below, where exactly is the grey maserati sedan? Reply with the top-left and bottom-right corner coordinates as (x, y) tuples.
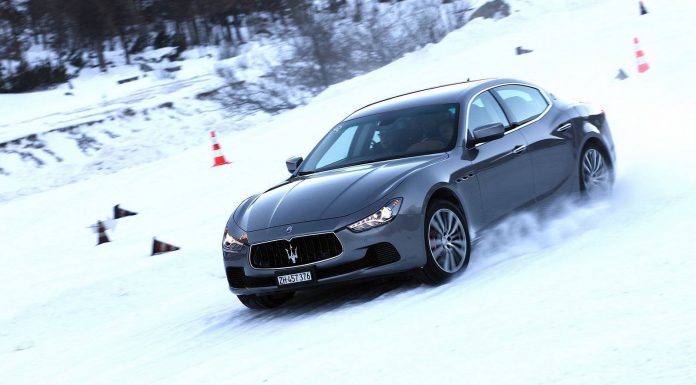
(222, 78), (616, 309)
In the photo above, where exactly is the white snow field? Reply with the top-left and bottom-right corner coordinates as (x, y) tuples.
(2, 0), (696, 384)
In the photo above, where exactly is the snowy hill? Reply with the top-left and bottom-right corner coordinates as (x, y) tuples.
(0, 0), (490, 201)
(1, 1), (696, 385)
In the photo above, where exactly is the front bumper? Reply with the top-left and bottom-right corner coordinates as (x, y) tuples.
(222, 213), (424, 295)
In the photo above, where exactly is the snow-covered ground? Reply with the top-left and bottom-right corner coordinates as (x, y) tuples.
(0, 42), (287, 200)
(0, 0), (482, 201)
(2, 0), (696, 384)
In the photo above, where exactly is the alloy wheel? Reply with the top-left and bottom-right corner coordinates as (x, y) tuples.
(428, 208), (468, 273)
(582, 148), (611, 196)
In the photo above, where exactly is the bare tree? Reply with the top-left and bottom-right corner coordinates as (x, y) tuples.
(0, 0), (28, 71)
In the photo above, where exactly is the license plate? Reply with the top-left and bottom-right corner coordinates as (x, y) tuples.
(277, 271), (312, 286)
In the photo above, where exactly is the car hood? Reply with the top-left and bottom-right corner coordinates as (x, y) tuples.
(234, 154), (447, 231)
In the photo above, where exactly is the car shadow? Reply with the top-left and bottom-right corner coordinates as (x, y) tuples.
(254, 275), (421, 318)
(211, 274), (422, 328)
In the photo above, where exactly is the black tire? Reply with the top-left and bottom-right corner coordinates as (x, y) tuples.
(237, 291), (295, 309)
(579, 144), (613, 198)
(420, 199), (471, 285)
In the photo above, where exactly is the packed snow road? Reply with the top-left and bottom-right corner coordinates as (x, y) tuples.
(1, 1), (696, 384)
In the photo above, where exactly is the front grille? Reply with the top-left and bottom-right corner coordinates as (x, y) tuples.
(250, 233), (343, 269)
(229, 242), (401, 289)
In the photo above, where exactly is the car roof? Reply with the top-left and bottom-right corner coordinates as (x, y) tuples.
(344, 78), (533, 121)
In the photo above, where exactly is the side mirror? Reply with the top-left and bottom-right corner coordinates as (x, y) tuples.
(286, 156), (303, 174)
(469, 123), (505, 146)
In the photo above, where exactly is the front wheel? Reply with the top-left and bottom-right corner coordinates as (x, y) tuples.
(420, 200), (471, 285)
(237, 291), (295, 309)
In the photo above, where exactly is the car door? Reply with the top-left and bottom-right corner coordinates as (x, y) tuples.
(491, 85), (575, 200)
(461, 91), (535, 226)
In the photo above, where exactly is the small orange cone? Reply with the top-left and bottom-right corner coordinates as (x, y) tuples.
(114, 204), (137, 219)
(151, 238), (180, 256)
(515, 46), (533, 55)
(92, 220), (110, 245)
(634, 37), (650, 73)
(615, 68), (629, 80)
(210, 130), (230, 167)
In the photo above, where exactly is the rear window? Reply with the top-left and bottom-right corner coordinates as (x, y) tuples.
(468, 91), (510, 132)
(492, 85), (549, 124)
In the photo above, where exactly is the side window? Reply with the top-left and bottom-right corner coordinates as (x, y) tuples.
(315, 124), (358, 168)
(467, 91), (509, 133)
(492, 85), (548, 124)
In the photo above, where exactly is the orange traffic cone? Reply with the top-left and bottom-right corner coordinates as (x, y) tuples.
(92, 220), (110, 245)
(210, 130), (230, 167)
(615, 68), (629, 80)
(151, 238), (180, 256)
(515, 46), (533, 55)
(634, 37), (650, 73)
(114, 204), (137, 219)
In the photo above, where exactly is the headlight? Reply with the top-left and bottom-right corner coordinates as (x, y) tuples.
(222, 229), (248, 252)
(348, 198), (403, 232)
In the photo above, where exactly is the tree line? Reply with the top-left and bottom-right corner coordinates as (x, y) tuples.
(1, 0), (300, 69)
(1, 0), (484, 93)
(0, 0), (366, 91)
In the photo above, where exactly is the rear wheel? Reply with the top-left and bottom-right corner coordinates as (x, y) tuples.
(237, 291), (295, 309)
(579, 145), (612, 198)
(420, 200), (470, 285)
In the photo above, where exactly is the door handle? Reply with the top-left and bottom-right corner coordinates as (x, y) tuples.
(556, 123), (572, 132)
(512, 145), (527, 154)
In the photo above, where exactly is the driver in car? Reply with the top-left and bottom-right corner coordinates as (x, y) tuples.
(372, 122), (408, 156)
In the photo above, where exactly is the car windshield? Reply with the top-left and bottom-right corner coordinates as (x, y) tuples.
(299, 103), (459, 174)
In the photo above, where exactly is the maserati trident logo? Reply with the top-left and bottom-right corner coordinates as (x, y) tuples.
(286, 226), (293, 234)
(285, 245), (299, 264)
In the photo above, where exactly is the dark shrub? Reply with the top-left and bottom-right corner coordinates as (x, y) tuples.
(153, 30), (172, 49)
(0, 61), (69, 93)
(129, 34), (150, 54)
(67, 50), (85, 69)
